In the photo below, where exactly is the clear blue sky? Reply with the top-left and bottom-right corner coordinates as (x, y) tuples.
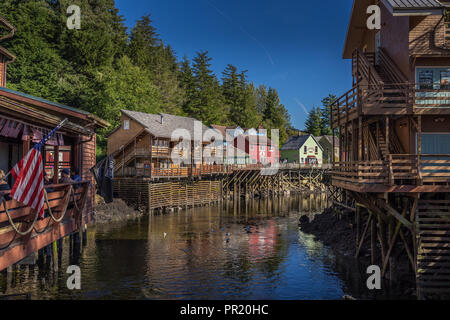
(115, 0), (354, 130)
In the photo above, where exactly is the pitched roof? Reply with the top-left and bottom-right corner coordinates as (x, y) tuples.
(317, 135), (340, 148)
(0, 87), (109, 129)
(122, 110), (211, 142)
(343, 0), (445, 58)
(281, 135), (323, 151)
(383, 0), (443, 10)
(210, 125), (236, 143)
(236, 135), (275, 145)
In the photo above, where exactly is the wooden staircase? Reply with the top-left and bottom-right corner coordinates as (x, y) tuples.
(376, 129), (390, 160)
(416, 199), (450, 299)
(376, 125), (405, 160)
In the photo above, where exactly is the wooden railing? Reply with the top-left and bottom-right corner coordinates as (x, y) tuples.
(333, 155), (450, 186)
(0, 181), (90, 267)
(332, 82), (450, 128)
(377, 48), (408, 85)
(331, 86), (359, 128)
(352, 49), (384, 86)
(333, 161), (386, 185)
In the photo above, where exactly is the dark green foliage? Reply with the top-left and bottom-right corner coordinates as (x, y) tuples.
(304, 94), (337, 137)
(0, 0), (294, 154)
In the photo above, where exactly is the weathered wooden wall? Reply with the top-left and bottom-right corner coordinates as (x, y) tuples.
(114, 177), (150, 208)
(107, 114), (144, 155)
(81, 134), (96, 217)
(149, 181), (221, 210)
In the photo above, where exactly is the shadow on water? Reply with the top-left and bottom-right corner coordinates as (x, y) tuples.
(0, 193), (414, 300)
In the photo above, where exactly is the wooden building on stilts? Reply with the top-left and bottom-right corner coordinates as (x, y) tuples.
(0, 15), (109, 271)
(332, 0), (450, 298)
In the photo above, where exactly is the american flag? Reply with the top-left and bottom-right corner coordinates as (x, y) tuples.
(10, 119), (67, 218)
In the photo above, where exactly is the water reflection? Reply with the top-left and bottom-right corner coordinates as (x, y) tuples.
(0, 193), (404, 300)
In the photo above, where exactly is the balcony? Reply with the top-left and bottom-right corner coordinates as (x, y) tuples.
(0, 181), (90, 270)
(332, 154), (450, 192)
(332, 48), (450, 128)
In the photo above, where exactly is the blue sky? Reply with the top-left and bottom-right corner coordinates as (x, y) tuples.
(115, 0), (354, 130)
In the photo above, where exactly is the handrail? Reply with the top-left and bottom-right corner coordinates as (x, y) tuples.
(353, 49), (384, 86)
(378, 48), (408, 85)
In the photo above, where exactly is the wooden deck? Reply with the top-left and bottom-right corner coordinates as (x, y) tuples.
(331, 49), (450, 128)
(332, 154), (450, 193)
(116, 163), (332, 179)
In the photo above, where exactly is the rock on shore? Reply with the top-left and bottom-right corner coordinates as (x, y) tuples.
(299, 207), (360, 256)
(94, 196), (144, 224)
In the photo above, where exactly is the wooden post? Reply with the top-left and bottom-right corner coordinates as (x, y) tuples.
(385, 117), (390, 156)
(150, 135), (153, 178)
(134, 137), (137, 175)
(122, 148), (125, 177)
(417, 116), (422, 185)
(53, 146), (59, 184)
(356, 205), (360, 245)
(358, 117), (363, 161)
(22, 137), (30, 157)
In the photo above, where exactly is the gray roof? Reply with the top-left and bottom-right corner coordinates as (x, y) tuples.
(281, 135), (323, 151)
(317, 135), (340, 148)
(122, 110), (211, 142)
(384, 0), (443, 9)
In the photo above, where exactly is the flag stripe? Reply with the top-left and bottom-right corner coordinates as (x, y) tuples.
(11, 147), (45, 217)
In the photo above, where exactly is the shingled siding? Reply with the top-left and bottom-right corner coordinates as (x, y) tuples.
(410, 14), (450, 57)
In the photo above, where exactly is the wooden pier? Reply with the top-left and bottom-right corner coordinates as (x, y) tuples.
(114, 164), (331, 212)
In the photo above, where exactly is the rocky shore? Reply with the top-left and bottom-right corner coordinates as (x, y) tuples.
(299, 207), (362, 257)
(94, 196), (145, 224)
(299, 206), (417, 299)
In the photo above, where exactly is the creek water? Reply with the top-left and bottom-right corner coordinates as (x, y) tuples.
(0, 194), (413, 300)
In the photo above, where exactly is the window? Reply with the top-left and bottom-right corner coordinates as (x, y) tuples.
(441, 71), (450, 89)
(420, 134), (450, 155)
(123, 120), (130, 130)
(315, 146), (318, 155)
(445, 8), (450, 45)
(304, 146), (307, 154)
(375, 32), (381, 65)
(417, 69), (434, 90)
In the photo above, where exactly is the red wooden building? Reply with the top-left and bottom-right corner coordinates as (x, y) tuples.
(0, 15), (108, 271)
(234, 135), (279, 165)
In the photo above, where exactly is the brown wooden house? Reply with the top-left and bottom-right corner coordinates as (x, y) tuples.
(108, 110), (225, 177)
(332, 0), (450, 298)
(0, 15), (108, 271)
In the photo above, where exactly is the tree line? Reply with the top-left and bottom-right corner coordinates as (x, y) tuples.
(304, 94), (337, 137)
(0, 0), (294, 155)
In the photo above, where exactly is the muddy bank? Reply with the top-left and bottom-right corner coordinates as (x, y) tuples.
(299, 207), (417, 298)
(299, 207), (360, 257)
(94, 197), (145, 224)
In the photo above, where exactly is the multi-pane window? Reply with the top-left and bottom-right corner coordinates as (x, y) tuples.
(123, 120), (130, 130)
(445, 8), (450, 45)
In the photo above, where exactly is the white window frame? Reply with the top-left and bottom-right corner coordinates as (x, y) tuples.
(123, 120), (130, 130)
